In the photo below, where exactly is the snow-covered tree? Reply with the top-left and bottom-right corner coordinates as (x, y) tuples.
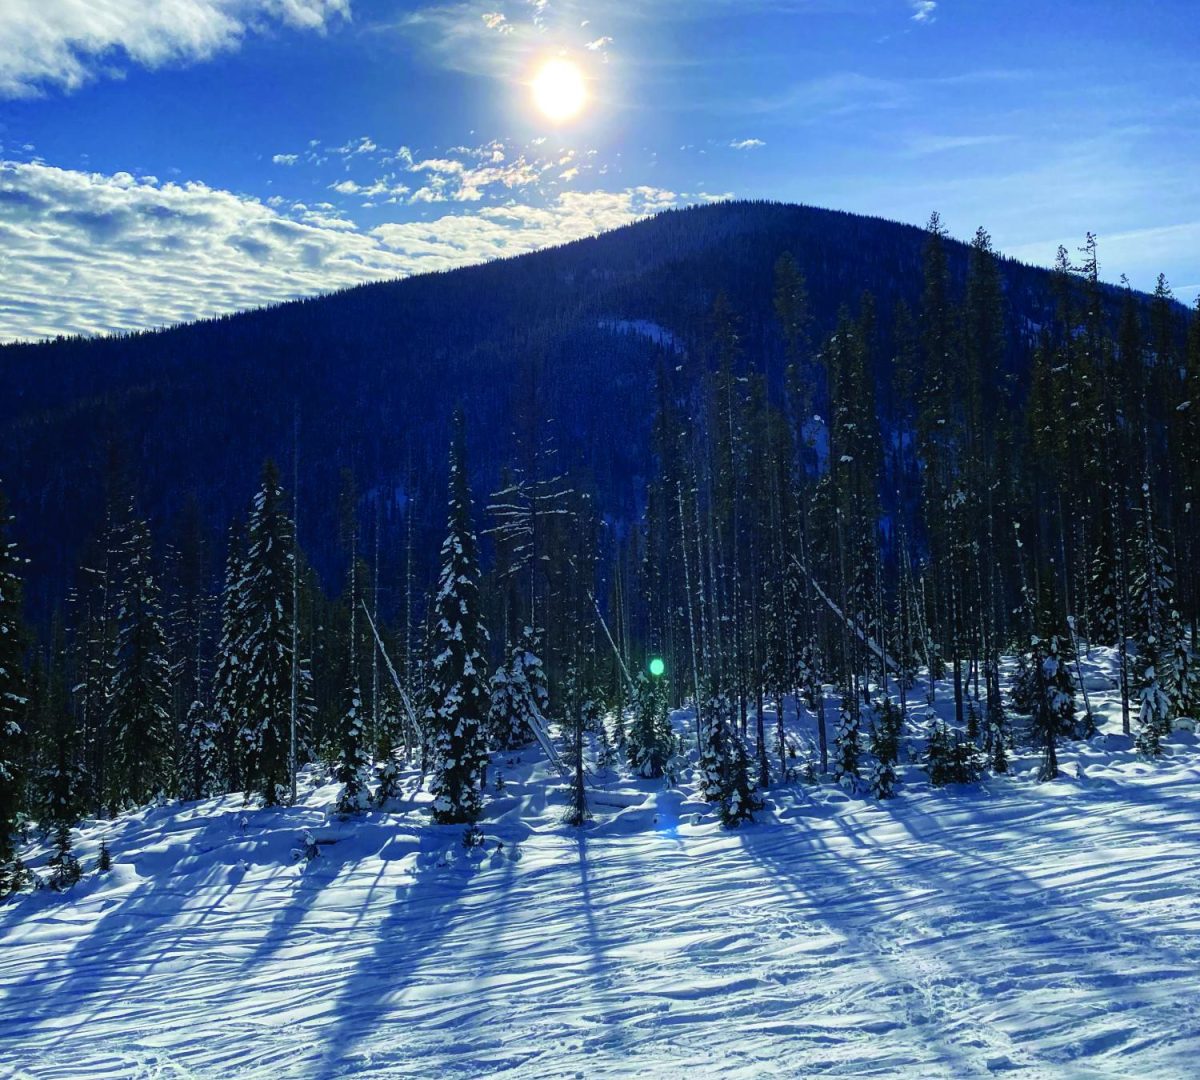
(1169, 619), (1200, 722)
(697, 688), (734, 802)
(720, 733), (762, 828)
(986, 697), (1010, 774)
(108, 514), (174, 808)
(179, 696), (220, 800)
(1135, 648), (1172, 757)
(832, 689), (861, 792)
(868, 697), (901, 799)
(627, 672), (674, 779)
(1130, 492), (1175, 757)
(211, 521), (248, 792)
(1026, 634), (1075, 780)
(334, 542), (370, 816)
(373, 679), (407, 806)
(0, 481), (29, 893)
(427, 416), (490, 825)
(487, 625), (549, 750)
(238, 462), (308, 806)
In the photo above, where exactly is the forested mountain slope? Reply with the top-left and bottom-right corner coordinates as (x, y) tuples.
(0, 199), (1157, 617)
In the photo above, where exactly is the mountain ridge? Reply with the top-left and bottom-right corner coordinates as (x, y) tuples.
(0, 199), (1172, 617)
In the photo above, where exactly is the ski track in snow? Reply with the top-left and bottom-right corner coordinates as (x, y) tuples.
(3, 648), (1200, 1079)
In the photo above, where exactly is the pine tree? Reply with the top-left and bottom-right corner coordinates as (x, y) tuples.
(108, 514), (174, 808)
(334, 532), (370, 816)
(561, 667), (592, 827)
(238, 463), (307, 806)
(211, 521), (249, 792)
(487, 625), (549, 750)
(1169, 618), (1200, 722)
(720, 733), (762, 828)
(832, 688), (861, 793)
(1026, 633), (1075, 780)
(1134, 647), (1172, 757)
(180, 696), (220, 800)
(697, 687), (734, 802)
(0, 480), (29, 893)
(868, 697), (900, 798)
(627, 673), (674, 780)
(1131, 486), (1175, 756)
(427, 415), (490, 825)
(926, 722), (954, 786)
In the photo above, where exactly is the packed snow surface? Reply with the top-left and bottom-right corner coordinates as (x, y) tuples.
(4, 647), (1200, 1078)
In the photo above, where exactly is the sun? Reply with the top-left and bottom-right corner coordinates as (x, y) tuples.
(531, 58), (587, 123)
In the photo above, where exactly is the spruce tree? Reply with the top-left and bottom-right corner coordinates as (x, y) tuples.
(697, 687), (734, 802)
(868, 697), (900, 798)
(108, 515), (174, 808)
(720, 733), (762, 828)
(334, 536), (370, 816)
(1135, 647), (1172, 757)
(832, 688), (861, 793)
(487, 625), (549, 750)
(1026, 633), (1075, 781)
(627, 672), (674, 780)
(427, 415), (490, 825)
(211, 521), (249, 792)
(0, 481), (29, 893)
(47, 820), (81, 891)
(1169, 619), (1200, 722)
(239, 463), (306, 806)
(1131, 486), (1175, 756)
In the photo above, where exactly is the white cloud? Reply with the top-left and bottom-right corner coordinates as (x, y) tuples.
(729, 138), (766, 150)
(584, 36), (613, 50)
(910, 1), (937, 22)
(411, 157), (466, 175)
(0, 0), (351, 98)
(0, 160), (687, 341)
(272, 153), (300, 165)
(480, 11), (512, 32)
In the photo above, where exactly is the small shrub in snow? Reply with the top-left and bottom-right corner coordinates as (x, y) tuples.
(95, 840), (112, 873)
(926, 724), (983, 786)
(292, 829), (320, 863)
(462, 824), (485, 849)
(47, 823), (81, 891)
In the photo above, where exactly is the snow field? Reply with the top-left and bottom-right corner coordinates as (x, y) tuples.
(3, 646), (1200, 1078)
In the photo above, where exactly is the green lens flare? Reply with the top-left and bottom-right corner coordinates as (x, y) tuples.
(649, 657), (665, 677)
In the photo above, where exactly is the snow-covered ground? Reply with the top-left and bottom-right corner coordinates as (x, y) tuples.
(4, 647), (1200, 1079)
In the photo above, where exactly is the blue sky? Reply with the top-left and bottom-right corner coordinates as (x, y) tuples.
(1, 0), (1196, 340)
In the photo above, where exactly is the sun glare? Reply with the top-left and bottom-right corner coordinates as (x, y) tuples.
(531, 58), (587, 123)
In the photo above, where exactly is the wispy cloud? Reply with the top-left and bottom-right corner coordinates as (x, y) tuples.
(0, 160), (694, 341)
(272, 153), (300, 166)
(904, 133), (1013, 156)
(747, 72), (909, 117)
(910, 1), (937, 23)
(0, 0), (350, 98)
(729, 137), (766, 150)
